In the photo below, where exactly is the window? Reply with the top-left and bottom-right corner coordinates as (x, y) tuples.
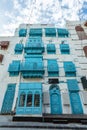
(19, 93), (26, 107)
(81, 76), (87, 90)
(84, 21), (87, 27)
(25, 37), (44, 54)
(47, 59), (59, 77)
(75, 26), (84, 31)
(0, 54), (4, 63)
(29, 28), (42, 37)
(20, 58), (44, 78)
(64, 61), (76, 77)
(49, 78), (59, 84)
(47, 44), (56, 54)
(67, 79), (83, 114)
(19, 29), (27, 37)
(67, 79), (79, 91)
(34, 94), (40, 107)
(83, 46), (87, 57)
(75, 26), (87, 40)
(0, 41), (9, 50)
(60, 44), (70, 54)
(16, 83), (42, 115)
(57, 28), (69, 37)
(14, 43), (23, 54)
(8, 60), (20, 76)
(45, 28), (56, 37)
(27, 93), (32, 107)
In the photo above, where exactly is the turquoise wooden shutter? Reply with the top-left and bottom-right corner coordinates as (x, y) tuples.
(69, 92), (83, 114)
(67, 79), (83, 114)
(1, 84), (16, 114)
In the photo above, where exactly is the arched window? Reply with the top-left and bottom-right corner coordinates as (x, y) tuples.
(19, 92), (26, 107)
(75, 25), (87, 40)
(83, 46), (87, 57)
(26, 92), (32, 107)
(34, 92), (40, 107)
(75, 26), (84, 31)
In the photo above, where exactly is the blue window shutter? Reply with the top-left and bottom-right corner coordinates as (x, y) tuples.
(47, 44), (56, 54)
(45, 28), (56, 37)
(19, 29), (27, 37)
(60, 44), (70, 54)
(47, 59), (59, 77)
(57, 28), (69, 37)
(1, 84), (16, 114)
(69, 92), (83, 114)
(8, 60), (20, 76)
(29, 28), (42, 37)
(67, 79), (83, 114)
(14, 43), (23, 54)
(64, 62), (76, 77)
(67, 79), (79, 91)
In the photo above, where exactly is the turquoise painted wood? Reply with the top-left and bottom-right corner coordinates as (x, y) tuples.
(25, 37), (44, 54)
(8, 60), (20, 76)
(50, 85), (62, 114)
(60, 44), (70, 54)
(64, 62), (76, 77)
(1, 84), (16, 114)
(47, 44), (56, 54)
(57, 28), (69, 37)
(16, 83), (42, 115)
(47, 59), (59, 77)
(20, 58), (44, 78)
(19, 29), (27, 37)
(29, 28), (42, 36)
(45, 28), (56, 37)
(69, 92), (83, 114)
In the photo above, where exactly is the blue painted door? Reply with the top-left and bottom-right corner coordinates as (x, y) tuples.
(1, 84), (16, 114)
(70, 92), (83, 114)
(50, 91), (62, 114)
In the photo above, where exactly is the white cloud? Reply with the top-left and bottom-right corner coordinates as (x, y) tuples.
(0, 0), (87, 36)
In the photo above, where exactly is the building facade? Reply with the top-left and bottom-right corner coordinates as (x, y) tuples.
(0, 21), (87, 118)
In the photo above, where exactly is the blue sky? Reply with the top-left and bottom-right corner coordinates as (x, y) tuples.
(0, 0), (87, 36)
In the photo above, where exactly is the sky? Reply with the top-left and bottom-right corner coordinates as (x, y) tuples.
(0, 0), (87, 36)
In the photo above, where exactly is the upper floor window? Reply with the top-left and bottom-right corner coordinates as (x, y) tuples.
(60, 44), (70, 54)
(47, 59), (59, 77)
(19, 29), (27, 37)
(29, 28), (42, 37)
(8, 60), (20, 76)
(14, 43), (23, 54)
(0, 54), (4, 63)
(47, 44), (56, 54)
(75, 25), (87, 40)
(57, 28), (69, 37)
(45, 28), (56, 37)
(19, 93), (26, 107)
(0, 41), (9, 50)
(83, 46), (87, 57)
(64, 61), (76, 77)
